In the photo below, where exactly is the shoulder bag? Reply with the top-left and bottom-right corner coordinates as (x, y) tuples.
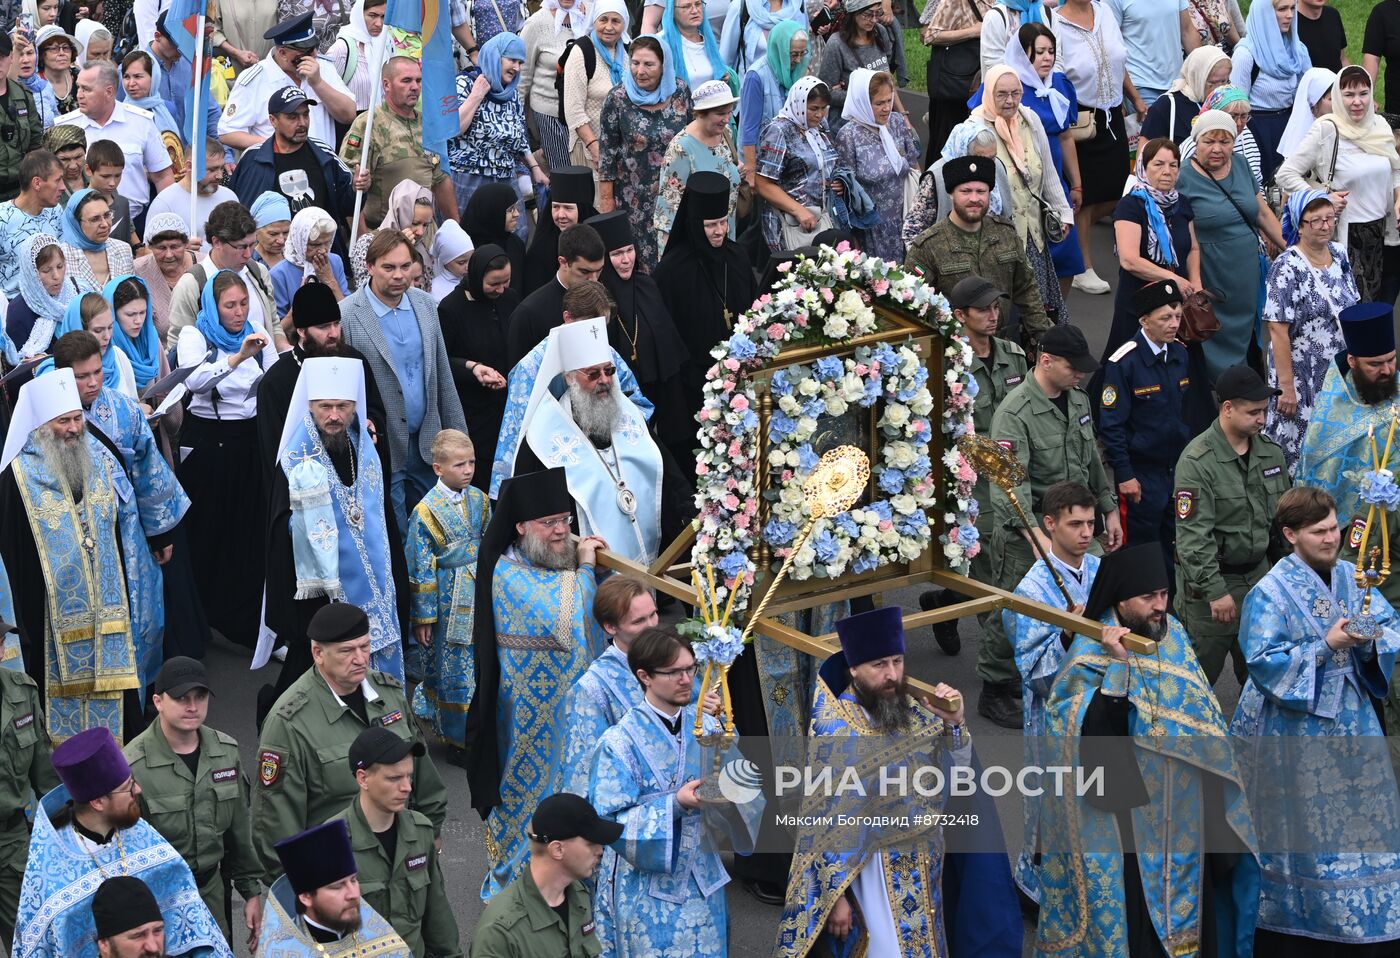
(926, 0), (986, 101)
(1011, 159), (1065, 243)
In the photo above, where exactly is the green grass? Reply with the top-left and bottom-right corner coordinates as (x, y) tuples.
(899, 0), (1381, 100)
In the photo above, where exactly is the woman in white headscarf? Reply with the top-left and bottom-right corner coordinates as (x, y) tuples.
(1276, 65), (1400, 302)
(755, 75), (847, 251)
(1141, 45), (1231, 144)
(563, 0), (629, 187)
(428, 220), (475, 300)
(329, 0), (387, 111)
(73, 20), (112, 64)
(834, 67), (920, 261)
(1275, 66), (1338, 160)
(271, 207), (349, 320)
(519, 0), (591, 169)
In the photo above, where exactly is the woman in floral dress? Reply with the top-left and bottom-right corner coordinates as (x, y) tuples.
(1263, 190), (1358, 472)
(835, 68), (919, 262)
(597, 34), (690, 272)
(653, 78), (741, 254)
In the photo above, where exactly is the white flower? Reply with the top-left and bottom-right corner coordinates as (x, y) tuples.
(841, 376), (866, 403)
(882, 403), (911, 428)
(798, 378), (821, 397)
(826, 396), (849, 417)
(778, 394), (800, 415)
(891, 494), (918, 515)
(886, 441), (917, 470)
(824, 315), (850, 339)
(779, 485), (805, 506)
(909, 391), (935, 415)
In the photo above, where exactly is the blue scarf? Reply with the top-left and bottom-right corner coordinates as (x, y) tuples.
(118, 56), (179, 135)
(1244, 0), (1310, 82)
(1281, 187), (1329, 248)
(61, 188), (106, 252)
(1003, 0), (1046, 26)
(590, 0), (630, 84)
(104, 275), (161, 390)
(52, 294), (121, 386)
(1129, 150), (1178, 267)
(623, 33), (678, 104)
(661, 0), (727, 86)
(194, 268), (256, 355)
(478, 32), (527, 103)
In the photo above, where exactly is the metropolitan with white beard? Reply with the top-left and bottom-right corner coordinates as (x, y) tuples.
(517, 317), (664, 564)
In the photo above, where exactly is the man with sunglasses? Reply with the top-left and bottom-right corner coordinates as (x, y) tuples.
(217, 12), (356, 153)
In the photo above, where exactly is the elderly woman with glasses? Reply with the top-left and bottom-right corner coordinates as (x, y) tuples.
(1262, 191), (1357, 470)
(60, 188), (134, 292)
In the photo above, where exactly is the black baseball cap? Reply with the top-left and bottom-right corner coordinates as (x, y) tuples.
(348, 726), (425, 774)
(154, 656), (212, 698)
(1039, 325), (1098, 373)
(269, 87), (318, 115)
(947, 276), (1003, 311)
(529, 793), (624, 845)
(1216, 364), (1281, 403)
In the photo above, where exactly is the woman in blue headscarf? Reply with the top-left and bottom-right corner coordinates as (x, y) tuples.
(60, 188), (135, 292)
(1231, 0), (1311, 183)
(105, 275), (167, 395)
(658, 0), (735, 90)
(596, 34), (691, 270)
(50, 290), (139, 397)
(4, 233), (77, 371)
(1262, 190), (1356, 470)
(738, 20), (810, 176)
(175, 269), (278, 650)
(250, 192), (293, 270)
(117, 50), (178, 137)
(449, 31), (547, 243)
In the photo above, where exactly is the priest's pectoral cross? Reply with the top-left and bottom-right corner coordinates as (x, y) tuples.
(723, 306), (733, 329)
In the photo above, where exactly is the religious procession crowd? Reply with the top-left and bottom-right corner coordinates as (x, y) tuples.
(0, 0), (1398, 955)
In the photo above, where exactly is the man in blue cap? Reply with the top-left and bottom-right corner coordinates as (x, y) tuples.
(1295, 300), (1400, 769)
(775, 607), (1024, 958)
(258, 820), (410, 958)
(218, 12), (356, 153)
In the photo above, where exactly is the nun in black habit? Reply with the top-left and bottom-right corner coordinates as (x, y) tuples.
(462, 183), (528, 297)
(652, 171), (756, 442)
(522, 166), (598, 296)
(438, 244), (518, 494)
(585, 209), (694, 471)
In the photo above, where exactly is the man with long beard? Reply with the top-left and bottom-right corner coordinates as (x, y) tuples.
(15, 728), (229, 958)
(776, 607), (1023, 958)
(259, 820), (410, 958)
(1232, 486), (1400, 952)
(0, 370), (139, 741)
(464, 467), (608, 901)
(264, 355), (408, 709)
(255, 282), (387, 486)
(1035, 544), (1260, 957)
(514, 317), (668, 564)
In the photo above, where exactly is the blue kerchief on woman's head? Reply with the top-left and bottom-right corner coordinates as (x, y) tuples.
(478, 32), (527, 103)
(623, 33), (677, 105)
(194, 268), (256, 356)
(61, 188), (106, 252)
(104, 275), (160, 390)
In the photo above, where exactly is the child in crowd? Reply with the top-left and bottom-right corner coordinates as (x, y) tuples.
(407, 429), (491, 755)
(84, 139), (137, 249)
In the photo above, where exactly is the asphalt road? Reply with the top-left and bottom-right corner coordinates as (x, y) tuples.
(197, 185), (1245, 958)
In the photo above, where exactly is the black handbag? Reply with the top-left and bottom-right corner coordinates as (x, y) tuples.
(926, 0), (984, 100)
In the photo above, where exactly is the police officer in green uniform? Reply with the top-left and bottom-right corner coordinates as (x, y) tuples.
(0, 33), (43, 203)
(471, 793), (620, 958)
(918, 275), (1028, 655)
(904, 155), (1054, 351)
(1173, 365), (1291, 686)
(335, 727), (460, 958)
(0, 646), (57, 949)
(985, 325), (1122, 727)
(251, 603), (447, 885)
(124, 657), (263, 946)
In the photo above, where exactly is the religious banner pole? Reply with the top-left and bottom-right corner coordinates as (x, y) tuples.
(348, 31), (389, 250)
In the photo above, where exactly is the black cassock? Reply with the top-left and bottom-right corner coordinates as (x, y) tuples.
(260, 435), (409, 724)
(505, 277), (567, 370)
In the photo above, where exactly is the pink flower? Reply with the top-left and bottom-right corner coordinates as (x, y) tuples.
(781, 470), (793, 482)
(723, 380), (736, 391)
(872, 279), (890, 296)
(879, 520), (893, 532)
(731, 394), (750, 412)
(728, 440), (743, 458)
(696, 462), (710, 475)
(956, 462), (975, 483)
(745, 499), (759, 515)
(767, 323), (786, 341)
(820, 287), (834, 304)
(722, 494), (739, 509)
(759, 293), (773, 304)
(966, 542), (981, 559)
(948, 527), (960, 542)
(793, 287), (806, 298)
(950, 382), (963, 395)
(723, 357), (740, 372)
(836, 241), (851, 252)
(794, 314), (808, 326)
(855, 363), (869, 376)
(777, 260), (792, 272)
(735, 514), (751, 530)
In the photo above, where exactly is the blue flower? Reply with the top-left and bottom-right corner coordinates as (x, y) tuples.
(910, 455), (932, 476)
(964, 376), (979, 400)
(833, 513), (859, 537)
(1359, 470), (1400, 510)
(896, 385), (920, 402)
(870, 344), (899, 369)
(867, 500), (894, 522)
(860, 378), (882, 407)
(812, 529), (840, 563)
(878, 467), (906, 494)
(814, 356), (844, 381)
(763, 518), (798, 544)
(966, 498), (980, 520)
(802, 397), (827, 419)
(797, 444), (819, 471)
(695, 625), (746, 666)
(770, 412), (797, 441)
(740, 410), (759, 431)
(771, 372), (794, 397)
(716, 551), (749, 579)
(727, 333), (757, 362)
(852, 552), (880, 574)
(959, 522), (980, 544)
(895, 512), (928, 537)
